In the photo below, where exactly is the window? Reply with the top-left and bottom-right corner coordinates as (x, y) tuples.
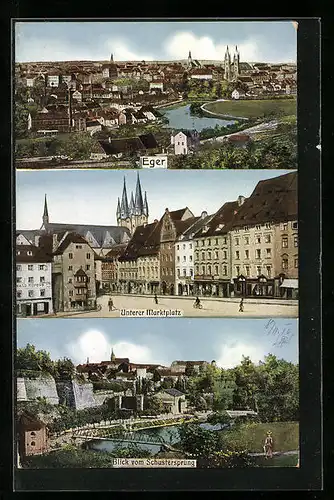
(223, 265), (227, 276)
(235, 251), (240, 260)
(223, 250), (227, 259)
(30, 441), (36, 446)
(246, 266), (250, 277)
(256, 235), (261, 244)
(215, 238), (219, 245)
(86, 253), (91, 259)
(39, 276), (45, 283)
(244, 237), (249, 245)
(201, 240), (205, 246)
(215, 265), (219, 275)
(69, 290), (73, 296)
(282, 258), (288, 270)
(17, 290), (22, 298)
(294, 236), (298, 247)
(195, 252), (199, 260)
(266, 266), (272, 278)
(202, 266), (205, 275)
(40, 289), (45, 297)
(68, 266), (73, 271)
(190, 255), (193, 262)
(266, 248), (271, 257)
(265, 223), (271, 229)
(282, 237), (288, 248)
(27, 251), (32, 256)
(86, 265), (91, 270)
(257, 266), (261, 275)
(38, 265), (44, 271)
(28, 290), (34, 297)
(202, 252), (205, 260)
(196, 265), (199, 273)
(28, 277), (34, 283)
(244, 225), (249, 231)
(256, 225), (261, 230)
(195, 241), (198, 247)
(28, 265), (33, 271)
(208, 265), (212, 275)
(183, 269), (186, 277)
(208, 251), (212, 259)
(76, 245), (82, 249)
(16, 264), (22, 271)
(190, 268), (193, 277)
(264, 234), (271, 243)
(189, 244), (192, 249)
(223, 237), (227, 245)
(16, 277), (22, 283)
(177, 256), (180, 263)
(207, 239), (211, 246)
(281, 223), (288, 231)
(235, 237), (240, 246)
(215, 251), (219, 259)
(69, 253), (73, 259)
(245, 250), (249, 259)
(236, 266), (240, 275)
(68, 278), (72, 283)
(292, 221), (298, 230)
(183, 244), (186, 250)
(177, 245), (179, 250)
(256, 249), (261, 259)
(183, 256), (186, 262)
(294, 258), (298, 268)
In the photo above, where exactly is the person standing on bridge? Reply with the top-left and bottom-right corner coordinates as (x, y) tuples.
(154, 294), (158, 305)
(108, 297), (114, 312)
(239, 298), (244, 313)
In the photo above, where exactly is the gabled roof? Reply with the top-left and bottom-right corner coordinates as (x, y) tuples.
(74, 267), (87, 277)
(19, 412), (46, 430)
(53, 232), (91, 255)
(16, 244), (53, 263)
(193, 201), (240, 238)
(161, 388), (185, 397)
(44, 223), (130, 248)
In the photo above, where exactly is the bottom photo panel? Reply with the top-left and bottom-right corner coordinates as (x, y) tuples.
(15, 318), (299, 470)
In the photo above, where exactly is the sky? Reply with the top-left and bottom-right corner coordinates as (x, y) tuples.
(16, 169), (293, 230)
(14, 21), (297, 64)
(16, 318), (298, 368)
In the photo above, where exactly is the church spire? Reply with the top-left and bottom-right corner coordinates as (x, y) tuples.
(144, 191), (149, 217)
(120, 176), (129, 219)
(42, 194), (49, 227)
(110, 53), (114, 62)
(116, 197), (121, 220)
(111, 348), (116, 362)
(134, 172), (144, 215)
(129, 191), (135, 215)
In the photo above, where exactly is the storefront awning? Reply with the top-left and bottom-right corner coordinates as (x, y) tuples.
(280, 279), (298, 289)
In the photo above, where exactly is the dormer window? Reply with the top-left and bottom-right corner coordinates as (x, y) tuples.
(202, 226), (209, 233)
(27, 251), (32, 256)
(215, 223), (225, 231)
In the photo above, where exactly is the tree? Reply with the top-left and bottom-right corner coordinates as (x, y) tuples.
(54, 358), (76, 380)
(14, 103), (29, 138)
(152, 369), (162, 383)
(58, 132), (97, 160)
(231, 356), (259, 410)
(16, 344), (54, 374)
(160, 377), (175, 389)
(178, 423), (220, 457)
(185, 362), (196, 377)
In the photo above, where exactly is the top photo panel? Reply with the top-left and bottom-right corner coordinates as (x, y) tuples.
(14, 20), (297, 171)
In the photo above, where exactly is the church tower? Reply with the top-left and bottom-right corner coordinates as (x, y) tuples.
(187, 50), (193, 69)
(233, 45), (240, 79)
(224, 46), (231, 81)
(116, 174), (149, 234)
(111, 348), (116, 362)
(41, 194), (49, 229)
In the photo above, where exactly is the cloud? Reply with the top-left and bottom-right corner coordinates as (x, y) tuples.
(216, 341), (266, 369)
(104, 39), (154, 61)
(164, 31), (261, 61)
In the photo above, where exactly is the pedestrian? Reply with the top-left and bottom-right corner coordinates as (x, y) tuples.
(263, 431), (273, 459)
(108, 297), (114, 312)
(239, 298), (244, 313)
(154, 294), (158, 305)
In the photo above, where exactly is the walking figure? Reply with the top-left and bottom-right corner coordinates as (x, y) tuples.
(154, 294), (158, 305)
(263, 431), (273, 459)
(108, 297), (114, 312)
(239, 298), (244, 313)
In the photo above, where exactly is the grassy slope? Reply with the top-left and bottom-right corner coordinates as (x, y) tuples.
(222, 421), (299, 453)
(204, 99), (297, 119)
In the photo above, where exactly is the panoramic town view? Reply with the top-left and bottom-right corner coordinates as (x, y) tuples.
(16, 318), (299, 469)
(14, 21), (297, 170)
(16, 169), (298, 318)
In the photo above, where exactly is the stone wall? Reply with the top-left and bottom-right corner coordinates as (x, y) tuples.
(56, 380), (96, 410)
(93, 390), (115, 406)
(24, 374), (59, 405)
(17, 377), (28, 402)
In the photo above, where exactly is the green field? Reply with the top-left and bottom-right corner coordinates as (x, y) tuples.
(255, 453), (299, 467)
(222, 421), (299, 453)
(203, 99), (297, 119)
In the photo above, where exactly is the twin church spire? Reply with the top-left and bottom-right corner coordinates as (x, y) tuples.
(116, 173), (149, 233)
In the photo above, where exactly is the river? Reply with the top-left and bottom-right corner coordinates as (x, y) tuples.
(161, 104), (237, 131)
(88, 422), (228, 455)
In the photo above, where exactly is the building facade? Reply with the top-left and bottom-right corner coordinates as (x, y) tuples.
(16, 236), (53, 317)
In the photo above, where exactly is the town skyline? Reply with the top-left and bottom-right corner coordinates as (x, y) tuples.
(15, 21), (297, 64)
(16, 318), (298, 368)
(16, 169), (293, 229)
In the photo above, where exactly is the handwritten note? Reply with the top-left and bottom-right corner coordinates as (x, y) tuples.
(264, 319), (294, 347)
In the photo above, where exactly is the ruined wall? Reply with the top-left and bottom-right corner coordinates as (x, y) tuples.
(56, 380), (96, 410)
(17, 377), (28, 402)
(24, 374), (59, 405)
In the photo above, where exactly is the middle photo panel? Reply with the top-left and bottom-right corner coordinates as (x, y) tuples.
(16, 169), (298, 319)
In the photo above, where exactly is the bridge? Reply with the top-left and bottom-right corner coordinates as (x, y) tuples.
(72, 427), (167, 447)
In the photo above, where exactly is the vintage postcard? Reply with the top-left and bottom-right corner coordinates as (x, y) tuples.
(15, 318), (299, 469)
(14, 20), (297, 170)
(15, 169), (298, 319)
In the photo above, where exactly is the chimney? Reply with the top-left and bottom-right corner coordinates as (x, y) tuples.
(201, 211), (208, 219)
(237, 195), (245, 207)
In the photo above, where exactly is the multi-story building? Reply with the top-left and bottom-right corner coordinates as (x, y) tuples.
(16, 236), (53, 317)
(175, 211), (212, 296)
(229, 171), (298, 298)
(193, 199), (241, 297)
(52, 232), (97, 312)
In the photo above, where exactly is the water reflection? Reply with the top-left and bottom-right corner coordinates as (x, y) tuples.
(161, 104), (236, 131)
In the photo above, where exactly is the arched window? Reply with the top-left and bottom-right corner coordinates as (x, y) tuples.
(30, 431), (36, 437)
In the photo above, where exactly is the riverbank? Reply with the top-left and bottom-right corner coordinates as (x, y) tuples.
(202, 98), (296, 120)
